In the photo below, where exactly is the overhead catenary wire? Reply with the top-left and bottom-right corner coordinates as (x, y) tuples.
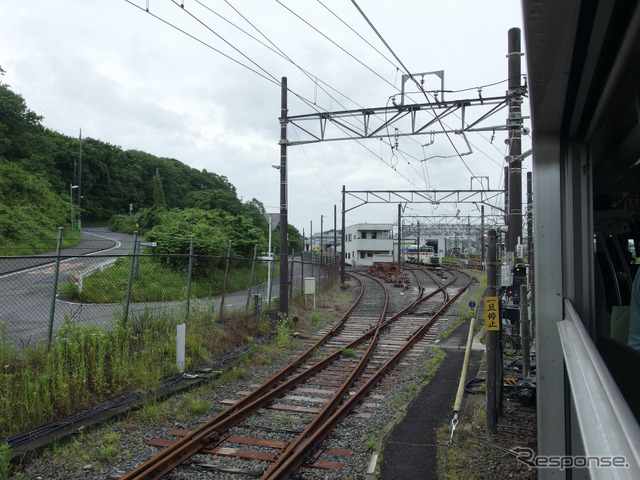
(123, 0), (280, 88)
(350, 0), (479, 180)
(122, 0), (513, 218)
(315, 0), (400, 71)
(132, 0), (435, 190)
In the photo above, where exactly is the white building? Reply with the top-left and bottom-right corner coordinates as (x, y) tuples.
(344, 223), (394, 267)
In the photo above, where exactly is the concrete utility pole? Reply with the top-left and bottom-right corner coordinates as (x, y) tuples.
(506, 28), (523, 255)
(486, 229), (499, 435)
(279, 77), (289, 316)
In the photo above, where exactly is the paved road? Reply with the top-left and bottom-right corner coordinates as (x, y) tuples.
(0, 228), (311, 349)
(0, 228), (139, 348)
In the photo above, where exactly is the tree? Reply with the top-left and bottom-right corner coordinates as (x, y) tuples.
(272, 223), (303, 253)
(152, 168), (167, 210)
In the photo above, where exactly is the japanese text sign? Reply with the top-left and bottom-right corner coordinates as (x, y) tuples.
(484, 296), (500, 331)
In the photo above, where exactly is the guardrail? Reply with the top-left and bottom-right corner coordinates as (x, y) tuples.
(558, 299), (640, 476)
(76, 258), (118, 293)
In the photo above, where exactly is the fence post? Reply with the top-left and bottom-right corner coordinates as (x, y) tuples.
(123, 231), (138, 324)
(134, 239), (141, 280)
(220, 240), (232, 317)
(246, 244), (258, 313)
(300, 251), (305, 297)
(185, 235), (194, 323)
(47, 227), (64, 350)
(289, 250), (294, 301)
(268, 246), (276, 306)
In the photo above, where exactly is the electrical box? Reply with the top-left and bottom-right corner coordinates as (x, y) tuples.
(304, 277), (316, 295)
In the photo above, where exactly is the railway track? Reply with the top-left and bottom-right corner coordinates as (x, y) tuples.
(118, 266), (474, 479)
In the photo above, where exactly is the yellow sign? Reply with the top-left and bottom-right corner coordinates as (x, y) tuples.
(484, 296), (500, 331)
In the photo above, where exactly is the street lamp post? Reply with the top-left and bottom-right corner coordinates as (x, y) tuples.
(70, 184), (78, 246)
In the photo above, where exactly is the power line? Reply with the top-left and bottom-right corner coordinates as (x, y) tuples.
(124, 0), (280, 87)
(315, 0), (400, 71)
(350, 0), (479, 180)
(169, 1), (433, 188)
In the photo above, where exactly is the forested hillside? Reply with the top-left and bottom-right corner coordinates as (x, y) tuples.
(0, 68), (301, 256)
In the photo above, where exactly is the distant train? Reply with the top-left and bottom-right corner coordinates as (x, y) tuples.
(401, 245), (440, 266)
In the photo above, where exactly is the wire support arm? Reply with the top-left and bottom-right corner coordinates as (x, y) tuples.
(285, 95), (512, 145)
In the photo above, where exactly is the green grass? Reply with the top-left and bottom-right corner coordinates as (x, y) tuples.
(0, 443), (11, 480)
(365, 435), (377, 453)
(186, 395), (210, 415)
(0, 305), (263, 439)
(0, 264), (344, 445)
(59, 258), (269, 303)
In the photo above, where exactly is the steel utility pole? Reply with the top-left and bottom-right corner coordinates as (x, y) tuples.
(320, 215), (324, 265)
(506, 28), (523, 255)
(333, 204), (337, 263)
(279, 77), (289, 316)
(397, 204), (402, 264)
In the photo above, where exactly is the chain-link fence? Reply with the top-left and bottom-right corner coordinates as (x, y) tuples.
(0, 249), (340, 352)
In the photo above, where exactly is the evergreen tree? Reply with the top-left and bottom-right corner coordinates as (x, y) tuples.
(152, 168), (167, 210)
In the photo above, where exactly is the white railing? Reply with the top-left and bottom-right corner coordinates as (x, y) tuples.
(558, 299), (640, 478)
(76, 258), (118, 293)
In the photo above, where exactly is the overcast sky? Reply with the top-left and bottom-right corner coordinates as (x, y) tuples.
(0, 0), (529, 234)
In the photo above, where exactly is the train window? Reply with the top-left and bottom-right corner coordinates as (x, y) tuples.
(606, 235), (632, 305)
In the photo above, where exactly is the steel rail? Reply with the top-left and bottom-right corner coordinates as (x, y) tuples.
(119, 273), (369, 480)
(122, 268), (467, 479)
(261, 268), (463, 478)
(264, 269), (474, 479)
(259, 274), (390, 478)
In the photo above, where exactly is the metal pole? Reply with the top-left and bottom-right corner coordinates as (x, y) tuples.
(486, 228), (498, 435)
(185, 235), (194, 323)
(289, 251), (294, 300)
(279, 76), (289, 316)
(397, 204), (402, 264)
(300, 247), (305, 297)
(334, 204), (337, 264)
(69, 183), (74, 247)
(267, 215), (272, 300)
(124, 231), (138, 324)
(134, 239), (141, 280)
(506, 27), (523, 255)
(78, 129), (82, 232)
(246, 244), (258, 313)
(481, 205), (485, 268)
(520, 283), (531, 378)
(341, 185), (346, 284)
(220, 240), (232, 317)
(268, 245), (276, 305)
(417, 220), (420, 264)
(527, 171), (535, 334)
(47, 227), (64, 349)
(320, 215), (324, 265)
